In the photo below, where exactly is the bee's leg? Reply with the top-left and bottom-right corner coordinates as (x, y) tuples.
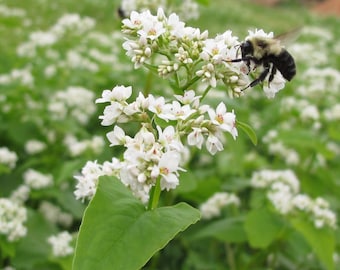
(268, 65), (277, 85)
(242, 64), (270, 91)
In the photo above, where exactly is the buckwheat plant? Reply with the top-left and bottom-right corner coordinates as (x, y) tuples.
(72, 8), (316, 270)
(251, 169), (337, 229)
(74, 9), (288, 209)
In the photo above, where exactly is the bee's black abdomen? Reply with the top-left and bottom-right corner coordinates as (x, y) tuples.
(273, 50), (296, 81)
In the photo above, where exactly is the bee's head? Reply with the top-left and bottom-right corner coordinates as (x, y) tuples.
(240, 40), (254, 58)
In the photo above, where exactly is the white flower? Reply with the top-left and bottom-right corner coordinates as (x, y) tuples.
(246, 29), (274, 40)
(171, 101), (196, 120)
(200, 192), (240, 219)
(96, 85), (132, 103)
(206, 133), (224, 155)
(148, 96), (175, 121)
(23, 169), (53, 189)
(122, 10), (142, 29)
(48, 231), (74, 257)
(158, 151), (182, 191)
(187, 127), (204, 149)
(25, 140), (46, 154)
(157, 125), (183, 152)
(102, 157), (123, 177)
(300, 104), (320, 122)
(0, 198), (27, 242)
(215, 30), (239, 48)
(98, 102), (124, 126)
(0, 147), (18, 169)
(10, 185), (30, 204)
(167, 13), (186, 37)
(201, 38), (228, 63)
(208, 102), (238, 138)
(39, 201), (73, 227)
(174, 90), (200, 106)
(74, 161), (104, 201)
(138, 17), (165, 40)
(106, 125), (128, 146)
(263, 72), (286, 99)
(267, 182), (294, 214)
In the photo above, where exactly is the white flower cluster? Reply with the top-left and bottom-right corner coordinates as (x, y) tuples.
(39, 201), (73, 228)
(0, 198), (27, 242)
(47, 231), (74, 257)
(10, 185), (31, 204)
(120, 0), (199, 21)
(23, 169), (53, 190)
(74, 160), (115, 202)
(48, 86), (96, 125)
(0, 147), (18, 169)
(0, 4), (26, 17)
(0, 67), (34, 88)
(121, 9), (288, 98)
(251, 169), (337, 229)
(17, 14), (95, 58)
(63, 134), (105, 157)
(25, 139), (47, 155)
(262, 130), (300, 166)
(200, 192), (240, 219)
(74, 85), (237, 203)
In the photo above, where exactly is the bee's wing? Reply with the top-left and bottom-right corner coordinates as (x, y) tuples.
(275, 27), (302, 47)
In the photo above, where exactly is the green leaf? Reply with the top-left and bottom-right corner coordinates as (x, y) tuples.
(236, 120), (258, 146)
(193, 217), (247, 243)
(73, 176), (200, 270)
(244, 208), (283, 248)
(291, 217), (335, 270)
(175, 170), (197, 194)
(12, 209), (58, 269)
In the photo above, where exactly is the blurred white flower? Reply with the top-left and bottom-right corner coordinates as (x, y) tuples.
(23, 169), (53, 189)
(39, 201), (73, 228)
(10, 185), (30, 204)
(0, 147), (18, 169)
(48, 231), (74, 257)
(0, 198), (27, 242)
(25, 140), (46, 154)
(251, 169), (337, 229)
(200, 192), (240, 219)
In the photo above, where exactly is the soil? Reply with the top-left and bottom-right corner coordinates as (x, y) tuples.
(312, 0), (340, 16)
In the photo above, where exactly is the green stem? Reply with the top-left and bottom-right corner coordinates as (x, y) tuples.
(225, 243), (236, 270)
(180, 75), (201, 91)
(200, 85), (212, 101)
(144, 69), (154, 96)
(147, 177), (162, 210)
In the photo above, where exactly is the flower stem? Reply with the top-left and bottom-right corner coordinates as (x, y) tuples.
(201, 85), (212, 101)
(144, 69), (154, 96)
(148, 177), (162, 210)
(180, 75), (201, 91)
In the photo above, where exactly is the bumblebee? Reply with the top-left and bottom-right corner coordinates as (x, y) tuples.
(230, 35), (296, 90)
